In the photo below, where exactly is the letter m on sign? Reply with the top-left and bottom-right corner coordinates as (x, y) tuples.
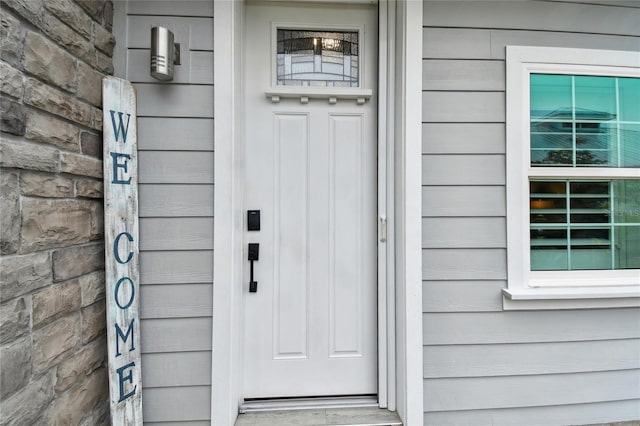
(115, 319), (136, 357)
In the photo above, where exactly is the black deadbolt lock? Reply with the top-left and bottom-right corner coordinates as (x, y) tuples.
(248, 210), (260, 231)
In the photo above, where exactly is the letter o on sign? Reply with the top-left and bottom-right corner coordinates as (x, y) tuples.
(114, 277), (136, 309)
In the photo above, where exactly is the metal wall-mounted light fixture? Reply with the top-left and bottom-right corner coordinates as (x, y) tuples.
(150, 26), (181, 81)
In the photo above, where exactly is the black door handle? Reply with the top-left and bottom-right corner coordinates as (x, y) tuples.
(248, 243), (259, 292)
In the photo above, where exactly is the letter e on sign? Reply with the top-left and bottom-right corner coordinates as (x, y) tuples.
(103, 76), (143, 425)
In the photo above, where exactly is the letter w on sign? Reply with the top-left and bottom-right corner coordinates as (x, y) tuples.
(102, 76), (143, 425)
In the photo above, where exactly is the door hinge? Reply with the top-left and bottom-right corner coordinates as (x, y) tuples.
(379, 216), (387, 243)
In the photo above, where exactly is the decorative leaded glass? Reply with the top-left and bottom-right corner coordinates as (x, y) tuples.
(276, 29), (359, 87)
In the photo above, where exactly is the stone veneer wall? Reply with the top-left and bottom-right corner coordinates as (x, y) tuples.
(0, 0), (114, 424)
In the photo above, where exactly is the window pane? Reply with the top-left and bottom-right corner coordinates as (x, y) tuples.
(574, 76), (616, 116)
(614, 180), (640, 224)
(530, 74), (640, 168)
(570, 244), (612, 270)
(531, 247), (569, 270)
(615, 226), (640, 268)
(530, 179), (640, 271)
(620, 123), (640, 167)
(619, 77), (640, 121)
(530, 180), (570, 270)
(613, 180), (640, 269)
(530, 74), (572, 120)
(276, 29), (359, 87)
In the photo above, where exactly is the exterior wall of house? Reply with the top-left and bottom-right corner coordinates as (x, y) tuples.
(421, 1), (640, 424)
(0, 0), (114, 424)
(112, 1), (214, 424)
(105, 1), (640, 425)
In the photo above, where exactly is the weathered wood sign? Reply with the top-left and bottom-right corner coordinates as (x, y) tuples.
(102, 76), (143, 424)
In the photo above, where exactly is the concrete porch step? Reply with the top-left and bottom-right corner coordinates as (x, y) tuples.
(234, 407), (403, 426)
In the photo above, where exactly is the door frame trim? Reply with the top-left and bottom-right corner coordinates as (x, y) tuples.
(212, 1), (423, 424)
(377, 0), (393, 411)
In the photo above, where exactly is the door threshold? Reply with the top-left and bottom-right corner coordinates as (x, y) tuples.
(235, 406), (402, 426)
(240, 395), (378, 413)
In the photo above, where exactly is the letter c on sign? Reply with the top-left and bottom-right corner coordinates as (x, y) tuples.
(114, 277), (135, 309)
(114, 232), (134, 264)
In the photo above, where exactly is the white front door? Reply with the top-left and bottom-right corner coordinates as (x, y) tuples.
(242, 1), (378, 399)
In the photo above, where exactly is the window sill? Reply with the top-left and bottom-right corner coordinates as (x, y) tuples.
(502, 286), (640, 310)
(265, 87), (372, 104)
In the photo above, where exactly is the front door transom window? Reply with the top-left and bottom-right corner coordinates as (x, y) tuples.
(276, 29), (359, 87)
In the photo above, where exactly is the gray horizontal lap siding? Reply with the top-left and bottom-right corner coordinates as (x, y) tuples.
(116, 1), (214, 424)
(421, 1), (640, 425)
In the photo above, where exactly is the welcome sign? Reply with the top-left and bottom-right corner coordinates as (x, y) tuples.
(102, 76), (143, 424)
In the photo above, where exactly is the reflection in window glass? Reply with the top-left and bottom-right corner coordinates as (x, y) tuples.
(276, 29), (359, 87)
(620, 77), (640, 121)
(530, 74), (640, 168)
(575, 76), (616, 116)
(530, 180), (640, 271)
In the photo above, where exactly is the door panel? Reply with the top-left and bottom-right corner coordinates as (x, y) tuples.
(330, 114), (366, 358)
(273, 113), (309, 360)
(243, 1), (377, 399)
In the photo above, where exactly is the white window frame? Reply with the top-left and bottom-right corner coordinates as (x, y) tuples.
(504, 46), (640, 310)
